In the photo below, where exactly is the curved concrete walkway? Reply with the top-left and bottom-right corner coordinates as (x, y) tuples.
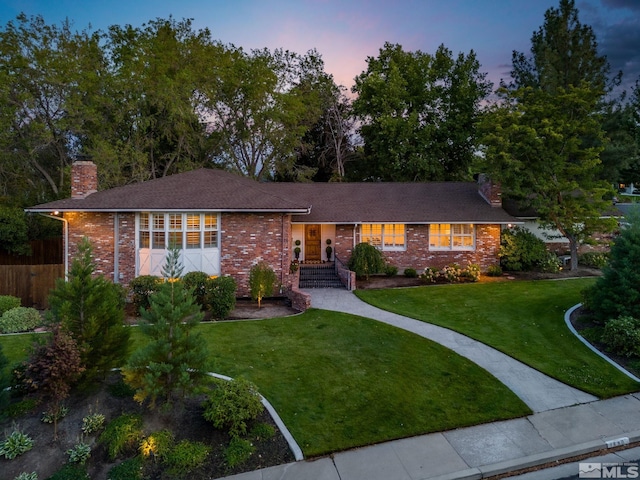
(304, 288), (597, 413)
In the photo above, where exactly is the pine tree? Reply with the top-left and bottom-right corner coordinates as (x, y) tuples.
(48, 237), (130, 384)
(123, 249), (210, 410)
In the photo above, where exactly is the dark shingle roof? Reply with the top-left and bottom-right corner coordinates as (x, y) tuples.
(28, 168), (517, 224)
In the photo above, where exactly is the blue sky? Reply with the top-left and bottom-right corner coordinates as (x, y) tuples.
(1, 0), (638, 93)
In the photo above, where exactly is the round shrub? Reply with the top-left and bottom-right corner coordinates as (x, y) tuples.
(499, 226), (548, 271)
(99, 413), (143, 460)
(442, 264), (462, 283)
(0, 429), (34, 459)
(421, 267), (439, 283)
(384, 264), (398, 277)
(462, 264), (480, 282)
(403, 268), (418, 278)
(601, 316), (640, 358)
(107, 457), (144, 480)
(203, 377), (264, 438)
(205, 276), (237, 319)
(129, 275), (163, 313)
(224, 437), (254, 468)
(164, 440), (211, 476)
(486, 264), (503, 277)
(0, 295), (21, 316)
(183, 271), (210, 309)
(0, 307), (42, 333)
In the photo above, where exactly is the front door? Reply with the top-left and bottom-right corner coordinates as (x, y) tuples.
(305, 224), (322, 263)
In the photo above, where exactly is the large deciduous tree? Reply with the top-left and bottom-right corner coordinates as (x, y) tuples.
(482, 0), (616, 270)
(203, 47), (331, 181)
(351, 42), (491, 182)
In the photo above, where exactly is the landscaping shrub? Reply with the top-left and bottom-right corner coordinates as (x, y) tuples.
(403, 268), (418, 278)
(205, 275), (237, 319)
(164, 440), (211, 476)
(441, 264), (462, 283)
(347, 243), (386, 280)
(486, 264), (503, 277)
(0, 428), (34, 459)
(14, 473), (38, 480)
(384, 264), (398, 277)
(99, 413), (143, 460)
(249, 262), (276, 308)
(45, 464), (89, 480)
(582, 212), (640, 322)
(249, 422), (275, 440)
(139, 429), (174, 461)
(81, 412), (105, 434)
(461, 264), (481, 282)
(41, 405), (69, 424)
(66, 442), (91, 464)
(0, 307), (42, 333)
(183, 271), (210, 309)
(579, 251), (609, 269)
(0, 295), (21, 316)
(224, 436), (254, 468)
(107, 457), (144, 480)
(203, 377), (264, 438)
(3, 398), (38, 418)
(601, 316), (640, 358)
(129, 275), (163, 313)
(421, 267), (438, 283)
(539, 251), (561, 273)
(499, 226), (548, 271)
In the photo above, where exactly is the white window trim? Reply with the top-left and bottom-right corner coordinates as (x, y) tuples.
(138, 212), (220, 250)
(360, 224), (407, 251)
(429, 223), (476, 251)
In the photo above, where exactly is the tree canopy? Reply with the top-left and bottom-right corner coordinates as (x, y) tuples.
(351, 42), (491, 181)
(482, 0), (617, 270)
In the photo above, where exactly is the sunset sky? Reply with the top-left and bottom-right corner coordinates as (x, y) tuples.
(1, 0), (638, 93)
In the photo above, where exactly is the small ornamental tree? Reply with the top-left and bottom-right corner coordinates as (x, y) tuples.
(48, 237), (130, 384)
(249, 261), (276, 308)
(583, 210), (640, 322)
(347, 242), (386, 280)
(123, 249), (210, 410)
(20, 326), (84, 438)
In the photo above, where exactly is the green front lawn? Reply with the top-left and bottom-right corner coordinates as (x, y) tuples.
(1, 311), (529, 457)
(355, 278), (640, 398)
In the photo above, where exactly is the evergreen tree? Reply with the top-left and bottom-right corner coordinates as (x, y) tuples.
(583, 209), (640, 322)
(123, 249), (210, 410)
(48, 237), (130, 384)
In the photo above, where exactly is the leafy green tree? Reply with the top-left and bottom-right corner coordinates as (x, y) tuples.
(203, 47), (327, 181)
(583, 209), (640, 322)
(0, 206), (30, 255)
(0, 14), (105, 203)
(48, 237), (130, 383)
(351, 42), (491, 181)
(123, 249), (210, 410)
(482, 0), (616, 270)
(249, 261), (276, 308)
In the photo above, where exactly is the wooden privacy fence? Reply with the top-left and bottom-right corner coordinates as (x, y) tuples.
(0, 238), (64, 309)
(0, 264), (64, 309)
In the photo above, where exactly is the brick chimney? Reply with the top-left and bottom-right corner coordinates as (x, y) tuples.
(71, 160), (98, 199)
(477, 173), (502, 207)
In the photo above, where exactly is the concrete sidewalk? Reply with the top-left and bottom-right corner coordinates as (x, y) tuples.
(223, 288), (640, 480)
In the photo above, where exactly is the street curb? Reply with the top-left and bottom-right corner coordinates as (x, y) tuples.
(425, 430), (640, 480)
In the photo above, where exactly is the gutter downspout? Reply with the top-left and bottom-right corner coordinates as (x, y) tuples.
(40, 213), (69, 279)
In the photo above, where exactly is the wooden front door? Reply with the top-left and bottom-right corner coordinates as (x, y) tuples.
(305, 224), (322, 262)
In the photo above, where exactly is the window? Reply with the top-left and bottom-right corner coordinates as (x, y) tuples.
(361, 224), (405, 251)
(429, 224), (475, 250)
(139, 213), (219, 250)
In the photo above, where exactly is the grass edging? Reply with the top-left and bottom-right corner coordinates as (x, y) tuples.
(564, 304), (640, 383)
(206, 371), (304, 461)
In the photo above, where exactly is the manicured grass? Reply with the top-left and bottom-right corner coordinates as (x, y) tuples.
(1, 311), (530, 457)
(355, 278), (640, 398)
(195, 311), (530, 456)
(0, 332), (42, 372)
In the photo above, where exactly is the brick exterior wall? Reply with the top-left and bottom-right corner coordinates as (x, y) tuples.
(220, 212), (293, 297)
(64, 211), (136, 284)
(332, 223), (501, 273)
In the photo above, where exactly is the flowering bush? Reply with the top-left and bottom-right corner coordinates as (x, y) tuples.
(421, 267), (439, 283)
(441, 264), (462, 283)
(462, 264), (481, 282)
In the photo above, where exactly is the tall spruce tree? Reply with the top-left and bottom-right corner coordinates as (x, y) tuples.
(123, 249), (210, 410)
(48, 237), (130, 383)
